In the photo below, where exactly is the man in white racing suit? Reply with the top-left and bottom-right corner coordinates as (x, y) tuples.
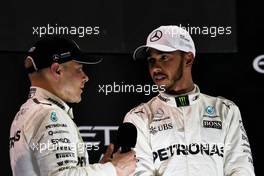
(123, 25), (255, 176)
(9, 37), (136, 176)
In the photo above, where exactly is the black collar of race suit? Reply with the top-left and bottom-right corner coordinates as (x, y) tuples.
(28, 87), (74, 118)
(28, 86), (73, 113)
(46, 97), (66, 110)
(158, 85), (200, 107)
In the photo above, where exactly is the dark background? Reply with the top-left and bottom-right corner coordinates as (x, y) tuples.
(1, 0), (236, 53)
(1, 0), (263, 175)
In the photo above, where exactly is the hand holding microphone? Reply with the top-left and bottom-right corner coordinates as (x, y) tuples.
(116, 122), (137, 153)
(101, 122), (137, 176)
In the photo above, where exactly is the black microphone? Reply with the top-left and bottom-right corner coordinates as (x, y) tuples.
(116, 122), (137, 153)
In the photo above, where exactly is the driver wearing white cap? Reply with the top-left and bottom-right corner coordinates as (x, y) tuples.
(124, 25), (255, 176)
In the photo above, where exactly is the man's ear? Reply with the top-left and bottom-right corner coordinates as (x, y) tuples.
(50, 63), (61, 79)
(185, 52), (194, 67)
(24, 57), (33, 69)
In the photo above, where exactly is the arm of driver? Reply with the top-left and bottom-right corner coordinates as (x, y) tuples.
(224, 105), (255, 176)
(28, 109), (117, 176)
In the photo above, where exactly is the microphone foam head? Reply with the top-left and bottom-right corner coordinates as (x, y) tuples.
(116, 122), (137, 148)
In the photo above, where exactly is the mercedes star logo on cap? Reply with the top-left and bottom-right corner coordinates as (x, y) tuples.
(150, 30), (163, 42)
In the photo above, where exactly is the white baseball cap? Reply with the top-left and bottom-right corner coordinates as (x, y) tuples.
(133, 25), (196, 60)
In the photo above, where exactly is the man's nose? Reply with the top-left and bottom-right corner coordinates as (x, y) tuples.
(83, 73), (89, 82)
(151, 62), (162, 72)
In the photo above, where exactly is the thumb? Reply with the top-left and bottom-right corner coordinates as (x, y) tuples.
(100, 143), (114, 163)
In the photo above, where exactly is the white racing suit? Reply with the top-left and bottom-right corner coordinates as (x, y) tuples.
(9, 87), (116, 176)
(124, 85), (255, 176)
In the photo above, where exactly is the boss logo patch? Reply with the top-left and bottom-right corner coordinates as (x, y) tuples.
(203, 120), (222, 129)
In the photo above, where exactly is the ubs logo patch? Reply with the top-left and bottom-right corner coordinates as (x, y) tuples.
(150, 123), (173, 135)
(203, 120), (222, 129)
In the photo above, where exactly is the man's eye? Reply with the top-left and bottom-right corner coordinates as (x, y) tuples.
(160, 55), (169, 61)
(147, 58), (155, 64)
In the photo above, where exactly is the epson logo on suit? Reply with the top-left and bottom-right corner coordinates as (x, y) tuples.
(203, 120), (222, 129)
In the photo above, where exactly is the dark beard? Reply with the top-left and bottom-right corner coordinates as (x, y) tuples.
(165, 58), (184, 95)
